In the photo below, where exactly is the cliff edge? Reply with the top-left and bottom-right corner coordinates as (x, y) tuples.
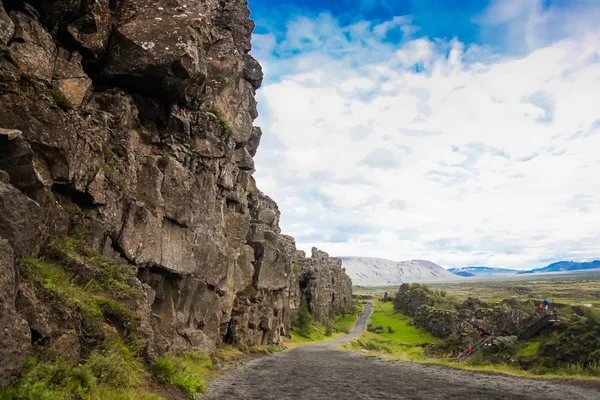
(0, 0), (352, 386)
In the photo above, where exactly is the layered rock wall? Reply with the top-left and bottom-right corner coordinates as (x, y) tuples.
(0, 0), (352, 385)
(297, 248), (354, 325)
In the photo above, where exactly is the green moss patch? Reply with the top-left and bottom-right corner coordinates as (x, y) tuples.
(49, 88), (72, 111)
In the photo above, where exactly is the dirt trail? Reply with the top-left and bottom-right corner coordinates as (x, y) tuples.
(203, 304), (599, 399)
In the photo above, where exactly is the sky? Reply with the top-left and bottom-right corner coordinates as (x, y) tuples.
(247, 0), (600, 270)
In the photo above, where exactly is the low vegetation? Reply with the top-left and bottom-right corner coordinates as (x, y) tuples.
(0, 237), (157, 399)
(152, 352), (213, 398)
(342, 301), (437, 361)
(202, 106), (234, 136)
(288, 298), (360, 346)
(1, 237), (300, 398)
(1, 338), (159, 400)
(351, 277), (600, 380)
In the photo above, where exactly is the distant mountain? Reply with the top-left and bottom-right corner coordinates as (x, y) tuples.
(518, 260), (600, 274)
(340, 257), (456, 286)
(448, 266), (519, 277)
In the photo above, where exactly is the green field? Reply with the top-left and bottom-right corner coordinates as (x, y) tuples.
(332, 312), (359, 334)
(341, 302), (437, 360)
(354, 272), (600, 311)
(367, 302), (438, 344)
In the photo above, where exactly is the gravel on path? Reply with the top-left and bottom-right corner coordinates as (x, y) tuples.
(203, 303), (600, 400)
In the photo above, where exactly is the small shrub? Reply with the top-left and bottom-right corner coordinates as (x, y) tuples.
(583, 307), (599, 327)
(369, 325), (384, 334)
(1, 341), (153, 400)
(387, 326), (395, 334)
(293, 263), (302, 274)
(151, 358), (176, 383)
(294, 296), (315, 338)
(325, 324), (333, 337)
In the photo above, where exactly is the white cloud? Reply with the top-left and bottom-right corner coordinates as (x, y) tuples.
(373, 15), (413, 38)
(476, 0), (600, 54)
(251, 9), (600, 270)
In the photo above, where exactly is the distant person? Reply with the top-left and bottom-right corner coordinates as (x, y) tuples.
(467, 345), (473, 354)
(539, 302), (543, 310)
(543, 299), (549, 310)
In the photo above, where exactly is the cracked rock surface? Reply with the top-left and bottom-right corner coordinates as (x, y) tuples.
(0, 0), (352, 384)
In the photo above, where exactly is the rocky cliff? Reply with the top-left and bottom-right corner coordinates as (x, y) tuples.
(0, 0), (352, 386)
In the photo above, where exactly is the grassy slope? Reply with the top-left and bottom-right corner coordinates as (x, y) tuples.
(340, 301), (437, 359)
(285, 306), (362, 349)
(0, 238), (265, 400)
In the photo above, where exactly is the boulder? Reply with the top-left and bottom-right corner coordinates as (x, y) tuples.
(8, 11), (57, 82)
(66, 0), (111, 58)
(52, 54), (92, 108)
(0, 180), (42, 257)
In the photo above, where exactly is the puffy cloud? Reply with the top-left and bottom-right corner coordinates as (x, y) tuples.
(251, 7), (600, 269)
(373, 15), (413, 38)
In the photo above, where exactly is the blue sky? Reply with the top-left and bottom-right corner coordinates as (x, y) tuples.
(250, 0), (483, 45)
(248, 0), (600, 269)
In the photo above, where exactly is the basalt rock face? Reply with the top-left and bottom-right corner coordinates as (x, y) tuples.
(0, 239), (30, 385)
(0, 0), (352, 385)
(298, 248), (354, 325)
(395, 285), (532, 342)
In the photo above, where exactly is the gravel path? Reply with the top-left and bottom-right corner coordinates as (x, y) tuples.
(203, 304), (600, 399)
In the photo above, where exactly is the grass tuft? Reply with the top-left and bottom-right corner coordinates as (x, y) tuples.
(152, 352), (213, 399)
(0, 339), (158, 400)
(202, 106), (234, 136)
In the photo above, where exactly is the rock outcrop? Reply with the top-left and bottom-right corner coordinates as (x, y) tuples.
(0, 0), (352, 385)
(394, 284), (533, 342)
(298, 248), (354, 325)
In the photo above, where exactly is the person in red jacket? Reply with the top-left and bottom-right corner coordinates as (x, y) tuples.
(467, 345), (473, 354)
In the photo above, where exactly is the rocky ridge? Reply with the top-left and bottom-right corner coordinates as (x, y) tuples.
(0, 0), (352, 386)
(394, 283), (532, 343)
